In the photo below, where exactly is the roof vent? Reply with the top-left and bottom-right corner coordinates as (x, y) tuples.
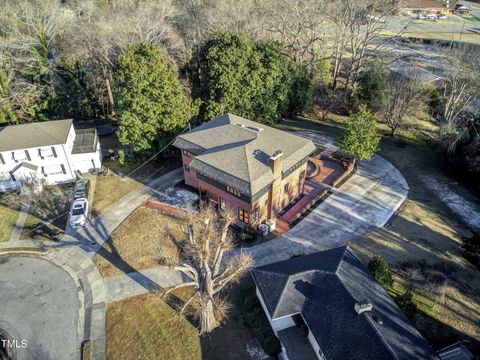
(355, 300), (373, 315)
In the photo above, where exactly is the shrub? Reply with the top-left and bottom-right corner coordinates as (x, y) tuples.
(464, 232), (480, 269)
(239, 227), (257, 242)
(395, 291), (417, 318)
(368, 255), (393, 289)
(241, 294), (281, 356)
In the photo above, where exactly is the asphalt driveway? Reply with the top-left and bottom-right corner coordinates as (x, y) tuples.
(247, 132), (409, 266)
(0, 256), (80, 360)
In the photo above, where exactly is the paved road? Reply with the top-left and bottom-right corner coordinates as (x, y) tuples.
(246, 132), (409, 266)
(0, 256), (80, 360)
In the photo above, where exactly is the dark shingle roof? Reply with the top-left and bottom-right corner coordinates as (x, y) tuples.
(0, 119), (73, 152)
(173, 113), (316, 196)
(251, 247), (437, 360)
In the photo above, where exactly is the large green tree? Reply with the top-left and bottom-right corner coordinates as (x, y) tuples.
(116, 43), (196, 153)
(189, 32), (312, 124)
(338, 105), (380, 160)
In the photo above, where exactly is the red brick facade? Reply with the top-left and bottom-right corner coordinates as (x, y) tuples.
(180, 150), (307, 228)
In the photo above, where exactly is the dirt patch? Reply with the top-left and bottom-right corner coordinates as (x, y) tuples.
(93, 207), (182, 277)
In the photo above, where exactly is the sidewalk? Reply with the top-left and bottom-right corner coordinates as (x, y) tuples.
(64, 168), (183, 248)
(104, 267), (189, 302)
(9, 202), (31, 241)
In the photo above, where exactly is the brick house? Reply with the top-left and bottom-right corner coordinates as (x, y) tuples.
(173, 113), (316, 228)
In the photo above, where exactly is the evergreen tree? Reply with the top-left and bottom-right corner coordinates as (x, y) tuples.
(338, 105), (380, 160)
(189, 32), (312, 124)
(116, 43), (196, 154)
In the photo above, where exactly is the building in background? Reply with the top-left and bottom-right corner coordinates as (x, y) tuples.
(0, 119), (101, 191)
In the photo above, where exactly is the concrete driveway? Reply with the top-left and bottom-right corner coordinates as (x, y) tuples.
(0, 256), (81, 360)
(246, 132), (409, 266)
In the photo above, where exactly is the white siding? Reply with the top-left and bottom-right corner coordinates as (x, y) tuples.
(255, 288), (296, 332)
(0, 124), (101, 189)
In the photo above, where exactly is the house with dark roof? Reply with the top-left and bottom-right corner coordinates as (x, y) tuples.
(0, 119), (101, 191)
(251, 246), (437, 360)
(173, 113), (316, 228)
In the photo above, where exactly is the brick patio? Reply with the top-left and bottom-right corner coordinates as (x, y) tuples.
(277, 150), (354, 233)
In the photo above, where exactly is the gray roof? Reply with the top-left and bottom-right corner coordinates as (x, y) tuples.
(389, 60), (443, 84)
(11, 162), (38, 173)
(0, 119), (73, 152)
(72, 129), (98, 154)
(251, 247), (437, 360)
(173, 114), (316, 196)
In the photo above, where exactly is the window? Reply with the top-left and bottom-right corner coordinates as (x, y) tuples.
(238, 208), (249, 223)
(184, 164), (190, 172)
(11, 151), (27, 163)
(38, 147), (57, 159)
(227, 186), (241, 197)
(60, 164), (66, 174)
(219, 197), (226, 210)
(284, 183), (290, 193)
(0, 153), (4, 164)
(300, 171), (305, 181)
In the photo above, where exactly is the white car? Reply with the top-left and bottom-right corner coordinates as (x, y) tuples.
(438, 14), (448, 20)
(69, 198), (89, 227)
(426, 14), (438, 21)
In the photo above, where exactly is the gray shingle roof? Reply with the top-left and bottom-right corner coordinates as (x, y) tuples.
(173, 114), (316, 196)
(0, 119), (73, 152)
(251, 247), (437, 360)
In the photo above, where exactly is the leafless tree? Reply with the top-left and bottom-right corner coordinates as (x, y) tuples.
(260, 0), (328, 72)
(329, 0), (403, 96)
(160, 206), (253, 335)
(383, 73), (427, 137)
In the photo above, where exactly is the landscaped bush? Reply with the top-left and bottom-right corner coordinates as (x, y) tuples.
(368, 255), (393, 289)
(239, 226), (258, 242)
(239, 288), (281, 356)
(463, 232), (480, 269)
(395, 291), (417, 318)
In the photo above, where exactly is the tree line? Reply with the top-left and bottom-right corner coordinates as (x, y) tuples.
(0, 0), (478, 185)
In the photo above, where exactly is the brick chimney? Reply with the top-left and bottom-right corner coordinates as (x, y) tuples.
(269, 150), (284, 179)
(267, 150), (284, 219)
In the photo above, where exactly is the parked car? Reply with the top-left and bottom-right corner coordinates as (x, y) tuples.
(69, 198), (89, 227)
(426, 14), (438, 21)
(418, 15), (426, 20)
(73, 179), (90, 199)
(438, 14), (448, 20)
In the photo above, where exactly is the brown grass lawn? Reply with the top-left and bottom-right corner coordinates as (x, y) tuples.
(0, 204), (19, 242)
(106, 279), (271, 360)
(106, 290), (201, 360)
(93, 207), (182, 277)
(278, 113), (480, 350)
(91, 171), (142, 216)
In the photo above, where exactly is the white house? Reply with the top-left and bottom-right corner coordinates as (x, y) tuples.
(251, 246), (437, 360)
(0, 119), (102, 191)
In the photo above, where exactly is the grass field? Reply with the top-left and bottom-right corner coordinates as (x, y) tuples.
(91, 171), (142, 216)
(106, 290), (201, 360)
(276, 113), (480, 350)
(93, 207), (182, 277)
(0, 204), (19, 242)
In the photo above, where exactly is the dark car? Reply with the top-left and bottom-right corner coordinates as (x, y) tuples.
(73, 179), (90, 199)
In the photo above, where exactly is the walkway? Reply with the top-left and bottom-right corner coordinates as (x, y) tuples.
(64, 168), (184, 249)
(9, 202), (31, 241)
(245, 132), (409, 266)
